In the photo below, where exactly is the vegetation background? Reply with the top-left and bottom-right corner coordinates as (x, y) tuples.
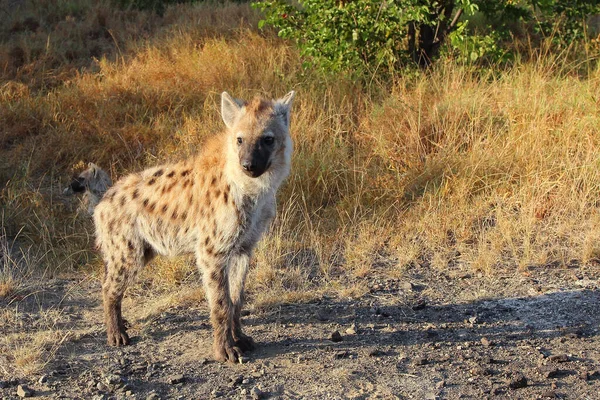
(1, 0), (600, 375)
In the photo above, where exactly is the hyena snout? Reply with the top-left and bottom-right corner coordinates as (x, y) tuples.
(239, 142), (272, 178)
(70, 176), (86, 193)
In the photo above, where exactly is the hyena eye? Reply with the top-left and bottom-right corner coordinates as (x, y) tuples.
(237, 137), (243, 145)
(263, 136), (274, 145)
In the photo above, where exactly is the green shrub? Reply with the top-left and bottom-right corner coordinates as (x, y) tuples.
(253, 0), (600, 75)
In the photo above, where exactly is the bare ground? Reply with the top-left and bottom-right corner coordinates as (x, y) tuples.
(1, 262), (599, 400)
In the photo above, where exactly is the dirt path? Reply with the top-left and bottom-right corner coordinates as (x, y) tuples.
(1, 265), (599, 399)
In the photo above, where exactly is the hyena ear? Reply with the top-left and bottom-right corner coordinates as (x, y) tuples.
(88, 162), (99, 179)
(275, 90), (296, 126)
(221, 91), (244, 129)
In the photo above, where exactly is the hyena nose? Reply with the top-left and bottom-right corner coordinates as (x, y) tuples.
(242, 161), (255, 172)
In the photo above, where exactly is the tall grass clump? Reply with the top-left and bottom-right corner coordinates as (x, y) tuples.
(1, 0), (600, 303)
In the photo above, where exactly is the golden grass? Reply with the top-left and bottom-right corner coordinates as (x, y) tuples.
(1, 0), (600, 307)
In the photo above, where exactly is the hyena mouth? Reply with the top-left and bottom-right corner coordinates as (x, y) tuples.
(242, 161), (271, 178)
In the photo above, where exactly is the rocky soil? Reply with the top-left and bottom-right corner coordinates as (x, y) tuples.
(1, 263), (599, 400)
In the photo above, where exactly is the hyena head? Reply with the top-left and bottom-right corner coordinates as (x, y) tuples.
(221, 91), (295, 178)
(65, 162), (112, 196)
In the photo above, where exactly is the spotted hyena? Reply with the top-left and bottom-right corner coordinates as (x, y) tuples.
(64, 162), (112, 215)
(94, 91), (295, 362)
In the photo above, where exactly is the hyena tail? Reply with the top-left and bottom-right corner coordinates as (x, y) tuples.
(64, 162), (113, 215)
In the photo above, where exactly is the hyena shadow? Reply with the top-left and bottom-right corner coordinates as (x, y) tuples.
(244, 288), (600, 360)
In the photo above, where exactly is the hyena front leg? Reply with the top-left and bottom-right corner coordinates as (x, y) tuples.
(229, 252), (254, 352)
(200, 249), (243, 362)
(101, 237), (145, 346)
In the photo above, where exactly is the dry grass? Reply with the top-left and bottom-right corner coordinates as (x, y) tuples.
(1, 0), (600, 311)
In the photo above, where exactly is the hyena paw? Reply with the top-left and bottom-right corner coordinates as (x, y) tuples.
(214, 341), (244, 363)
(107, 326), (130, 346)
(234, 333), (255, 352)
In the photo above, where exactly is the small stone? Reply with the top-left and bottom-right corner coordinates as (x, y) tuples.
(345, 324), (357, 335)
(401, 281), (414, 291)
(368, 349), (385, 357)
(38, 375), (48, 384)
(413, 357), (428, 366)
(538, 365), (560, 379)
(230, 375), (244, 386)
(238, 356), (250, 364)
(480, 337), (493, 347)
(168, 374), (185, 384)
(548, 354), (569, 363)
(126, 390), (134, 397)
(200, 358), (209, 365)
(334, 351), (350, 359)
(540, 390), (557, 398)
(470, 367), (492, 376)
(105, 374), (122, 385)
(330, 331), (343, 343)
(242, 378), (252, 385)
(97, 382), (109, 391)
(412, 301), (427, 310)
(436, 380), (446, 389)
(508, 373), (527, 389)
(468, 316), (478, 324)
(251, 387), (265, 400)
(17, 385), (33, 398)
(146, 392), (160, 400)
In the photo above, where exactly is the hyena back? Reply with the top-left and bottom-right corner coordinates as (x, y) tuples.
(94, 91), (295, 362)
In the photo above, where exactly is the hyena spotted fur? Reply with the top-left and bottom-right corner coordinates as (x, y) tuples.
(94, 91), (295, 362)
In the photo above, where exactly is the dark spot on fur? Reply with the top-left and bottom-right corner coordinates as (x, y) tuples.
(204, 237), (210, 246)
(206, 245), (214, 255)
(148, 202), (156, 212)
(162, 182), (176, 194)
(167, 171), (175, 178)
(121, 255), (126, 264)
(223, 190), (228, 204)
(211, 176), (217, 186)
(215, 189), (221, 199)
(182, 180), (190, 188)
(210, 270), (220, 282)
(171, 210), (178, 220)
(127, 241), (134, 250)
(132, 189), (139, 199)
(181, 169), (191, 177)
(148, 178), (156, 185)
(161, 204), (168, 213)
(119, 196), (126, 207)
(189, 194), (194, 204)
(143, 198), (149, 207)
(154, 169), (164, 177)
